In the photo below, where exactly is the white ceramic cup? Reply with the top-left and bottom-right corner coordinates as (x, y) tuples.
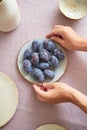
(58, 0), (87, 20)
(0, 0), (21, 32)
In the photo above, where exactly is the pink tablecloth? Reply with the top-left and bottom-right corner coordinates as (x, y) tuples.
(0, 0), (87, 130)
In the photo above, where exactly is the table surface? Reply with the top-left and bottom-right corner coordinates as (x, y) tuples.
(0, 0), (87, 130)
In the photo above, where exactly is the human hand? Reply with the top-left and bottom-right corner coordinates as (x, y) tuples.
(33, 82), (73, 104)
(46, 25), (87, 51)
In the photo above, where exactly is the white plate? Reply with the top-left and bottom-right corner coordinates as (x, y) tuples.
(0, 72), (18, 127)
(59, 0), (87, 19)
(36, 124), (67, 130)
(17, 38), (67, 85)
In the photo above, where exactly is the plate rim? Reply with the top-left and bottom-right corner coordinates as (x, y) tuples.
(0, 72), (18, 127)
(36, 124), (67, 130)
(58, 0), (87, 19)
(17, 38), (68, 85)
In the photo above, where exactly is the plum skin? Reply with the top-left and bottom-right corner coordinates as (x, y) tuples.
(32, 68), (45, 82)
(44, 69), (55, 79)
(23, 60), (33, 73)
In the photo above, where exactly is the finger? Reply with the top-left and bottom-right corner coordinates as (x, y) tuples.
(37, 95), (53, 104)
(46, 31), (56, 38)
(33, 84), (47, 97)
(50, 36), (64, 46)
(46, 25), (64, 38)
(43, 83), (54, 89)
(54, 25), (65, 29)
(46, 29), (63, 38)
(39, 85), (47, 91)
(46, 29), (59, 38)
(37, 95), (46, 102)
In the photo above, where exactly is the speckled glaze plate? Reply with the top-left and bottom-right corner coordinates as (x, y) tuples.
(0, 72), (18, 127)
(59, 0), (87, 19)
(17, 38), (67, 85)
(36, 124), (67, 130)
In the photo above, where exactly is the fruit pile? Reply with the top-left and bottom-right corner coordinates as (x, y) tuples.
(23, 39), (65, 82)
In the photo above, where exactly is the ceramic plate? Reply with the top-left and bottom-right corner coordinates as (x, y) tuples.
(59, 0), (87, 19)
(0, 72), (18, 127)
(36, 124), (67, 130)
(17, 38), (67, 85)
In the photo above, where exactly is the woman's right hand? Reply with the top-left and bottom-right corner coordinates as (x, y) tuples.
(33, 82), (87, 113)
(33, 82), (73, 104)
